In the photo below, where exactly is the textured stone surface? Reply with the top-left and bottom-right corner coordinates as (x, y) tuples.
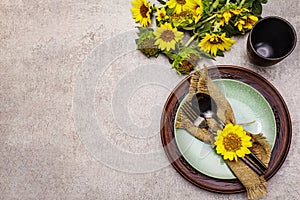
(0, 0), (299, 199)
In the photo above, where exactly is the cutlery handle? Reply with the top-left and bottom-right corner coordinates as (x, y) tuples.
(241, 157), (264, 176)
(248, 152), (268, 171)
(212, 114), (226, 128)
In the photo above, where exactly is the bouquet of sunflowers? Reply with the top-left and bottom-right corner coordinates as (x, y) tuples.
(131, 0), (268, 74)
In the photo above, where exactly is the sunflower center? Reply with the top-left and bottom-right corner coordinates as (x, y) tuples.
(176, 0), (186, 5)
(140, 4), (149, 18)
(173, 10), (189, 18)
(223, 133), (242, 152)
(210, 36), (223, 44)
(160, 30), (175, 42)
(180, 60), (193, 72)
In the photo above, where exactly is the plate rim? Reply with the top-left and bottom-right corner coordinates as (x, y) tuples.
(160, 65), (292, 193)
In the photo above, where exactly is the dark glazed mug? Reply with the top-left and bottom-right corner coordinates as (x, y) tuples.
(247, 16), (297, 67)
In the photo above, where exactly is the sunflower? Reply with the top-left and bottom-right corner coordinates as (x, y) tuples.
(218, 10), (232, 26)
(166, 0), (189, 14)
(156, 7), (169, 22)
(235, 15), (258, 32)
(131, 0), (152, 27)
(154, 23), (184, 51)
(231, 7), (249, 15)
(172, 47), (199, 74)
(199, 33), (235, 56)
(136, 29), (160, 58)
(214, 123), (252, 162)
(170, 10), (194, 28)
(217, 8), (250, 26)
(185, 0), (204, 23)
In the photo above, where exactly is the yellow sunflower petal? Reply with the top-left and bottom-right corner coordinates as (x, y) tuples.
(241, 146), (251, 154)
(241, 135), (251, 141)
(243, 141), (253, 148)
(167, 0), (189, 14)
(236, 149), (245, 157)
(216, 144), (225, 153)
(249, 15), (258, 22)
(224, 152), (234, 161)
(211, 45), (218, 56)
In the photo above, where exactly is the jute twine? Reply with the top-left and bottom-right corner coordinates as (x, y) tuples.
(175, 67), (271, 199)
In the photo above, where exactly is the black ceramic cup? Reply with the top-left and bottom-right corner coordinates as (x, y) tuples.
(247, 16), (297, 67)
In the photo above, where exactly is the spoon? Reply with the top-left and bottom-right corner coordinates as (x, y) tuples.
(191, 93), (226, 127)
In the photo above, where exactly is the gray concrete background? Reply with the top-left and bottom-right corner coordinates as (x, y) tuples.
(1, 0), (299, 199)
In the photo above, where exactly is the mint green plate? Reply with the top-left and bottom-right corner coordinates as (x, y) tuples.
(174, 79), (276, 179)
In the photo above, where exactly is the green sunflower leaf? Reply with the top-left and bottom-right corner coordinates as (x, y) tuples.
(203, 0), (213, 15)
(198, 50), (214, 60)
(216, 50), (224, 57)
(243, 0), (255, 8)
(252, 1), (263, 16)
(210, 0), (219, 12)
(260, 0), (268, 4)
(219, 0), (227, 5)
(196, 22), (212, 37)
(166, 7), (174, 16)
(222, 23), (239, 37)
(164, 51), (178, 60)
(137, 27), (154, 36)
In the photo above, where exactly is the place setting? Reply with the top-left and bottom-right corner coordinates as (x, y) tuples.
(130, 0), (296, 199)
(160, 65), (292, 198)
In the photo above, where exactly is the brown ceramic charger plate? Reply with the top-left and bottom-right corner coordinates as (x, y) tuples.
(160, 65), (292, 193)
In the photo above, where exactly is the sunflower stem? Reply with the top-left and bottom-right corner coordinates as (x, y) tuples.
(239, 0), (246, 7)
(163, 51), (177, 60)
(201, 14), (217, 24)
(184, 34), (198, 47)
(226, 0), (230, 5)
(194, 14), (217, 29)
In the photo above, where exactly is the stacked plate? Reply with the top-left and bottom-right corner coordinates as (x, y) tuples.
(160, 65), (292, 193)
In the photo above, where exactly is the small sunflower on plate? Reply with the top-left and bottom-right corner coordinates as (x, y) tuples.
(214, 123), (252, 162)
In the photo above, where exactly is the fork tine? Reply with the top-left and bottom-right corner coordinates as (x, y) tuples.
(181, 104), (196, 121)
(182, 103), (197, 119)
(183, 102), (198, 119)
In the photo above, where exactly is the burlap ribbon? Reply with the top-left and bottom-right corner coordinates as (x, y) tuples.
(175, 67), (271, 199)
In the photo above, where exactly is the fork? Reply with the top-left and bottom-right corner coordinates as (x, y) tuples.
(181, 102), (267, 176)
(181, 103), (215, 135)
